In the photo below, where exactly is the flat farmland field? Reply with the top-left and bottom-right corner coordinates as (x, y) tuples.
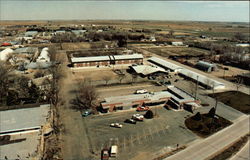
(145, 47), (210, 57)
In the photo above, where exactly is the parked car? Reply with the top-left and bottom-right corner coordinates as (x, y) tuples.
(110, 145), (118, 157)
(136, 106), (150, 112)
(134, 89), (148, 94)
(132, 114), (144, 121)
(124, 118), (136, 124)
(101, 148), (109, 160)
(82, 111), (92, 117)
(110, 123), (123, 128)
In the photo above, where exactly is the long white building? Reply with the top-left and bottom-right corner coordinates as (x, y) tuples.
(148, 57), (225, 90)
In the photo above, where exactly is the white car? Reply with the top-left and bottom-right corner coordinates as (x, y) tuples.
(135, 89), (148, 94)
(132, 114), (144, 121)
(110, 123), (123, 128)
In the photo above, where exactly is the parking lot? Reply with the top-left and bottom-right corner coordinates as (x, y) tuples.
(79, 76), (246, 160)
(84, 106), (206, 160)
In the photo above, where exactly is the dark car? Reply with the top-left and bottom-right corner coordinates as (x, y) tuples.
(82, 111), (92, 117)
(101, 148), (109, 160)
(124, 118), (137, 124)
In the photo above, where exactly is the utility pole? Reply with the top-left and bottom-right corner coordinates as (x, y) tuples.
(195, 76), (199, 100)
(214, 97), (218, 114)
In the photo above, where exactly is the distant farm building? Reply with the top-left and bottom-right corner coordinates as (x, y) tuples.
(195, 61), (217, 72)
(236, 43), (250, 47)
(24, 31), (38, 37)
(100, 86), (200, 112)
(71, 54), (143, 68)
(171, 42), (184, 46)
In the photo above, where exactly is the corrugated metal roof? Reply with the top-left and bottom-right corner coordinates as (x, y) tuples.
(71, 56), (110, 63)
(0, 104), (49, 133)
(103, 91), (172, 105)
(71, 54), (143, 63)
(196, 61), (215, 68)
(148, 57), (183, 71)
(114, 54), (143, 60)
(148, 57), (224, 89)
(131, 65), (167, 75)
(14, 47), (38, 54)
(178, 69), (225, 89)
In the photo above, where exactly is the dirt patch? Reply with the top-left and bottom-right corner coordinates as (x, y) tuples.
(209, 134), (249, 160)
(62, 42), (91, 50)
(209, 91), (250, 114)
(146, 47), (209, 57)
(73, 70), (118, 81)
(185, 112), (232, 138)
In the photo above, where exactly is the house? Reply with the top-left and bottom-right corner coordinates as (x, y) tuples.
(195, 61), (217, 72)
(71, 54), (143, 68)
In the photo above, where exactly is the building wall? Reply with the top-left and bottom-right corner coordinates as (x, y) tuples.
(73, 58), (143, 68)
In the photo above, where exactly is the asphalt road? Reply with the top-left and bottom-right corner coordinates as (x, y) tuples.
(230, 140), (250, 160)
(165, 115), (250, 160)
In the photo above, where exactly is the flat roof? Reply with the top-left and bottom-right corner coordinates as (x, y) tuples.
(102, 91), (172, 106)
(71, 56), (110, 63)
(71, 54), (143, 63)
(0, 104), (50, 134)
(148, 57), (224, 89)
(148, 57), (183, 71)
(196, 61), (216, 68)
(178, 69), (225, 89)
(130, 65), (167, 76)
(114, 54), (143, 60)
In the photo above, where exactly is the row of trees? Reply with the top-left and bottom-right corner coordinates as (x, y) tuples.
(50, 31), (148, 47)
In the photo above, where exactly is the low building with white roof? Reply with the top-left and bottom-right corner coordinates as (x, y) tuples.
(100, 86), (200, 112)
(71, 54), (143, 68)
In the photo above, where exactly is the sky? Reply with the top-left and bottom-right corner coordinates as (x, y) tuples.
(0, 1), (249, 22)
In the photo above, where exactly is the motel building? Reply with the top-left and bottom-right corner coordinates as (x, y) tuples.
(71, 54), (143, 68)
(100, 86), (200, 112)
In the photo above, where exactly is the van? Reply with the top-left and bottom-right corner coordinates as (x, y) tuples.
(110, 145), (118, 157)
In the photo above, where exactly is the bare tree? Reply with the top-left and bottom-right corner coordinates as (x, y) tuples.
(0, 62), (12, 105)
(102, 75), (111, 85)
(46, 65), (63, 106)
(131, 74), (138, 83)
(235, 77), (243, 92)
(169, 30), (175, 37)
(73, 82), (99, 111)
(118, 74), (126, 84)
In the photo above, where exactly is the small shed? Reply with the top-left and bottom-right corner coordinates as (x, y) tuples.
(195, 61), (217, 72)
